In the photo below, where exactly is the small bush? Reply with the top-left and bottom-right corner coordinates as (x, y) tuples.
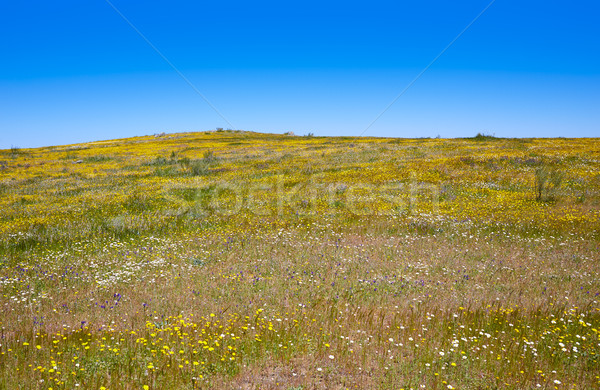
(10, 146), (20, 158)
(189, 161), (209, 176)
(534, 166), (563, 201)
(178, 157), (191, 167)
(203, 150), (215, 162)
(83, 155), (112, 162)
(147, 156), (176, 166)
(473, 133), (497, 141)
(153, 166), (179, 177)
(61, 152), (79, 160)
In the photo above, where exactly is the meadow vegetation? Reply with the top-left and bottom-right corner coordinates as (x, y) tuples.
(0, 131), (599, 389)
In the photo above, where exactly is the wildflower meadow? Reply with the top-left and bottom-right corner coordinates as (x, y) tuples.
(0, 131), (599, 389)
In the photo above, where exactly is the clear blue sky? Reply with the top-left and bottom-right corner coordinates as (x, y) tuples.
(1, 0), (599, 148)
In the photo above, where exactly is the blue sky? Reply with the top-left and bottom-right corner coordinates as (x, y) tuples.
(1, 0), (599, 148)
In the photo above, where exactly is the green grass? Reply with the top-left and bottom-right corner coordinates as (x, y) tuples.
(0, 132), (599, 389)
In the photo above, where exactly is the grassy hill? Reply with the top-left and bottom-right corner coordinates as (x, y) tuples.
(1, 131), (599, 388)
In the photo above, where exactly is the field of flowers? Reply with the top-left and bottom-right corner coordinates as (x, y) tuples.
(0, 131), (599, 389)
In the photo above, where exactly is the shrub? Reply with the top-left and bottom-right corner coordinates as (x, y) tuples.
(473, 133), (497, 141)
(534, 166), (563, 201)
(10, 146), (20, 158)
(147, 156), (171, 166)
(190, 160), (209, 176)
(203, 150), (215, 162)
(83, 155), (112, 162)
(61, 152), (79, 160)
(178, 157), (191, 167)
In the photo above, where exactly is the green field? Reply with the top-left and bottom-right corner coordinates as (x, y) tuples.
(1, 131), (599, 389)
